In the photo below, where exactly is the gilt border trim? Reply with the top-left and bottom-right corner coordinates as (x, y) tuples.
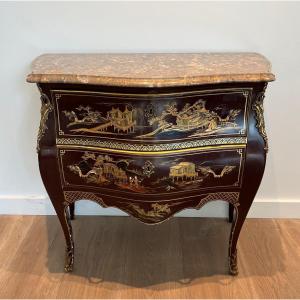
(56, 137), (247, 152)
(57, 143), (246, 156)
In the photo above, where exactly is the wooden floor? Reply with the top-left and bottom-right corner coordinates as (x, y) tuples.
(0, 216), (299, 299)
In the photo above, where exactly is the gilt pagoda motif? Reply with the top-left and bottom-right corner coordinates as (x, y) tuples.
(106, 106), (136, 133)
(169, 162), (198, 181)
(62, 105), (136, 134)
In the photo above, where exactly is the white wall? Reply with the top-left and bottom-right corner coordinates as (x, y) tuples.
(0, 2), (299, 217)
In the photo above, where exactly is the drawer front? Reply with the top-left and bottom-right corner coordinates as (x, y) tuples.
(53, 89), (250, 143)
(58, 147), (245, 196)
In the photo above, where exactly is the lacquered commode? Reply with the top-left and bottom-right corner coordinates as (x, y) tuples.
(27, 53), (275, 274)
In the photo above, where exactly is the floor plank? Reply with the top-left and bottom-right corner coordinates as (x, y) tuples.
(0, 216), (299, 299)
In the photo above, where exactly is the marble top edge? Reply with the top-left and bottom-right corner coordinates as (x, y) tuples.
(27, 52), (275, 87)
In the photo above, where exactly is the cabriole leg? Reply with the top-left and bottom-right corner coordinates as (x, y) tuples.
(227, 95), (268, 275)
(228, 203), (250, 276)
(228, 203), (241, 275)
(228, 203), (234, 223)
(38, 149), (75, 272)
(69, 202), (75, 220)
(63, 205), (74, 272)
(53, 202), (74, 272)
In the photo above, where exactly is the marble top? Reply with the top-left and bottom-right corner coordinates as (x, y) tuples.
(26, 53), (275, 87)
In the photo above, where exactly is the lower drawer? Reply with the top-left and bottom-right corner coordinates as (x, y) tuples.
(58, 146), (245, 197)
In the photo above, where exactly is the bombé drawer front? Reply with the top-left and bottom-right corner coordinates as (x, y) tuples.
(58, 146), (245, 199)
(53, 88), (250, 143)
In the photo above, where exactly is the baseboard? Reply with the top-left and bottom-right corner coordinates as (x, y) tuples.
(0, 195), (299, 218)
(247, 199), (300, 218)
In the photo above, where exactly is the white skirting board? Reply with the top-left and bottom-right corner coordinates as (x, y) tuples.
(0, 196), (299, 218)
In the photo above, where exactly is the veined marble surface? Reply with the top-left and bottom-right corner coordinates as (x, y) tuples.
(27, 53), (275, 87)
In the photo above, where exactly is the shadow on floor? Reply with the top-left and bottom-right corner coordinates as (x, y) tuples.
(43, 215), (285, 288)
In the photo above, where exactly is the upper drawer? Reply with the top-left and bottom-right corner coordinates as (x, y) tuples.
(52, 88), (251, 143)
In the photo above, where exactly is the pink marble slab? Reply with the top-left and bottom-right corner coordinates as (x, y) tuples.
(27, 53), (275, 87)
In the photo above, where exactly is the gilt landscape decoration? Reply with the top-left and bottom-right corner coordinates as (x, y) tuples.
(137, 99), (241, 138)
(127, 203), (172, 223)
(62, 150), (243, 194)
(57, 92), (247, 140)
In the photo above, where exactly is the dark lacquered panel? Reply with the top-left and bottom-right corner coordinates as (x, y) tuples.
(58, 147), (245, 195)
(53, 89), (250, 143)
